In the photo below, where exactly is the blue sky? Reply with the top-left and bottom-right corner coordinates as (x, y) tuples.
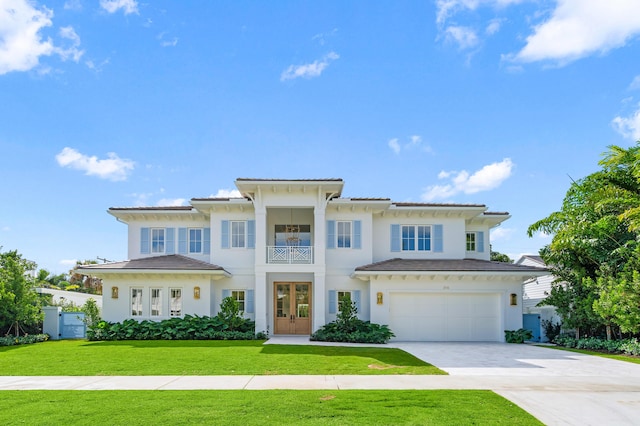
(1, 0), (640, 274)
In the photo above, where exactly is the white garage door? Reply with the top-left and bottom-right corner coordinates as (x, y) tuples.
(389, 293), (501, 341)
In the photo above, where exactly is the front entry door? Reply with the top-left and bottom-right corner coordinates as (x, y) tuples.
(274, 282), (311, 335)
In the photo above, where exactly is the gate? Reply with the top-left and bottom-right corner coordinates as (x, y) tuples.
(523, 314), (541, 342)
(60, 312), (86, 339)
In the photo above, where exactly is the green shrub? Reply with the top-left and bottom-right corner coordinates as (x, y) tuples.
(0, 334), (49, 346)
(311, 295), (395, 344)
(541, 319), (562, 343)
(554, 336), (640, 356)
(504, 328), (533, 343)
(86, 315), (262, 341)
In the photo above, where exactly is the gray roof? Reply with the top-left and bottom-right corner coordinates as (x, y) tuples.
(80, 254), (228, 273)
(355, 258), (548, 273)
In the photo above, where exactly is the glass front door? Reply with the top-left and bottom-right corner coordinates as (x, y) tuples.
(274, 282), (311, 335)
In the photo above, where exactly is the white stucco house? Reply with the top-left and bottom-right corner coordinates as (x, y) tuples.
(518, 255), (562, 342)
(77, 178), (546, 342)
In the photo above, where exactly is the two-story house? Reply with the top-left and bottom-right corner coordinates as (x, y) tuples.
(77, 178), (546, 341)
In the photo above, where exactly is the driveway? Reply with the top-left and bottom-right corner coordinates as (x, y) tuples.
(392, 342), (640, 426)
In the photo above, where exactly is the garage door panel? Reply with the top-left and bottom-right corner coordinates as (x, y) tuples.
(390, 293), (501, 342)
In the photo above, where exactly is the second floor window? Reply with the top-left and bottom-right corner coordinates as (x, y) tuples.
(466, 232), (476, 251)
(189, 228), (202, 253)
(151, 228), (165, 253)
(402, 225), (431, 251)
(231, 221), (246, 248)
(337, 221), (352, 248)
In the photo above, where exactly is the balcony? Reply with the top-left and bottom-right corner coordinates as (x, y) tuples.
(267, 246), (313, 264)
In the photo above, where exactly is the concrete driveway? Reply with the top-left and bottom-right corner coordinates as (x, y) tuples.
(392, 342), (640, 426)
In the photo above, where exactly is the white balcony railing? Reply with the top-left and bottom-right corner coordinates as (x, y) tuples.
(267, 246), (313, 264)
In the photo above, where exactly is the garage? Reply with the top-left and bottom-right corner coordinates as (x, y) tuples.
(389, 292), (501, 341)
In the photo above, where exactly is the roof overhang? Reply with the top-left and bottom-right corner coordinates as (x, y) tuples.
(234, 178), (345, 200)
(108, 207), (207, 223)
(75, 267), (231, 280)
(351, 269), (548, 282)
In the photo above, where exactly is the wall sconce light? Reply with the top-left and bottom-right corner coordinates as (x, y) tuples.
(377, 292), (383, 305)
(510, 293), (517, 306)
(194, 286), (201, 300)
(111, 286), (119, 299)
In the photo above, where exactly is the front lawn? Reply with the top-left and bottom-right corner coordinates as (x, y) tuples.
(0, 340), (445, 375)
(0, 390), (541, 425)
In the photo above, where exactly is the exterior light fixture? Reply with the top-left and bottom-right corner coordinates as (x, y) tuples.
(510, 293), (517, 306)
(194, 286), (201, 300)
(111, 286), (119, 299)
(377, 292), (383, 305)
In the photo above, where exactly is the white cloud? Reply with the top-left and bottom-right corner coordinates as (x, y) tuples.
(436, 0), (524, 25)
(1, 226), (10, 232)
(486, 18), (502, 35)
(63, 0), (82, 11)
(0, 0), (54, 75)
(444, 26), (479, 49)
(59, 259), (78, 267)
(489, 227), (514, 242)
(280, 52), (339, 81)
(312, 28), (338, 46)
(56, 26), (83, 62)
(388, 138), (401, 154)
(422, 158), (514, 201)
(388, 135), (432, 154)
(100, 0), (138, 15)
(512, 0), (640, 65)
(55, 147), (135, 181)
(630, 75), (640, 91)
(157, 32), (178, 47)
(211, 189), (242, 198)
(612, 104), (640, 140)
(0, 1), (84, 75)
(157, 198), (187, 207)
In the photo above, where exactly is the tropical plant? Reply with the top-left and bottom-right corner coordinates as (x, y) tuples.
(527, 142), (640, 338)
(311, 295), (395, 344)
(504, 328), (533, 343)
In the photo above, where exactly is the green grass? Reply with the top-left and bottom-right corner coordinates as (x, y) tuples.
(0, 340), (445, 375)
(542, 345), (640, 365)
(0, 390), (542, 425)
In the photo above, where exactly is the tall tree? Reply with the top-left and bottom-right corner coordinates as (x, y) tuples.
(0, 249), (42, 336)
(528, 142), (640, 338)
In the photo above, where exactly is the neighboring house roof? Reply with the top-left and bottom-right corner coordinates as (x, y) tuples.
(353, 258), (547, 279)
(516, 255), (545, 268)
(75, 255), (231, 278)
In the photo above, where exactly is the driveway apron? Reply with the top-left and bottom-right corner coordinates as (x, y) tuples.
(392, 342), (640, 426)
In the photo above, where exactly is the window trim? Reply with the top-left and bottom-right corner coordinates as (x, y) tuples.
(151, 288), (162, 317)
(231, 220), (247, 249)
(336, 221), (352, 248)
(131, 288), (143, 317)
(466, 232), (477, 251)
(170, 288), (183, 318)
(401, 224), (432, 252)
(188, 228), (203, 254)
(151, 228), (165, 254)
(231, 290), (246, 312)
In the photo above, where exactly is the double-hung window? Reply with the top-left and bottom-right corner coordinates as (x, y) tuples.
(466, 232), (476, 251)
(466, 231), (484, 252)
(151, 288), (162, 317)
(170, 288), (182, 317)
(189, 228), (203, 253)
(231, 221), (246, 248)
(231, 290), (246, 312)
(402, 225), (431, 251)
(131, 288), (143, 316)
(337, 221), (352, 248)
(151, 228), (165, 253)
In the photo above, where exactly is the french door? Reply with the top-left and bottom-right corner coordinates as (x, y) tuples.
(274, 282), (311, 334)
